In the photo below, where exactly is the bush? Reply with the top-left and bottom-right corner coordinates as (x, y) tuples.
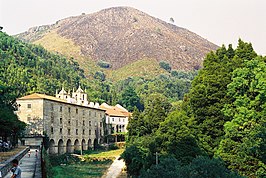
(109, 144), (119, 150)
(94, 71), (106, 81)
(97, 61), (111, 68)
(159, 61), (171, 72)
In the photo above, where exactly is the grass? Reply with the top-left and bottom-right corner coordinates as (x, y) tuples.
(50, 149), (125, 178)
(85, 149), (124, 158)
(106, 58), (167, 81)
(0, 146), (27, 163)
(52, 160), (112, 178)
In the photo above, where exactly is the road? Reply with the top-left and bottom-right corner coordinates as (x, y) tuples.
(103, 157), (125, 178)
(4, 149), (41, 178)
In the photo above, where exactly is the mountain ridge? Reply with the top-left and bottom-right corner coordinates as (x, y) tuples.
(16, 6), (218, 79)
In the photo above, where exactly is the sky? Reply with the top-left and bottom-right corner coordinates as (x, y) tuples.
(0, 0), (265, 54)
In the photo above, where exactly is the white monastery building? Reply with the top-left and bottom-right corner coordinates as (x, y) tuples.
(16, 86), (130, 154)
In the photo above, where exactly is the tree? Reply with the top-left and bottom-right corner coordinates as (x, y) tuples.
(120, 86), (143, 112)
(178, 156), (243, 178)
(159, 61), (171, 72)
(169, 17), (175, 23)
(217, 57), (266, 178)
(187, 41), (257, 155)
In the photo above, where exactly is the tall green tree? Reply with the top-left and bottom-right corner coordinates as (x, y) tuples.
(187, 41), (257, 155)
(217, 57), (266, 178)
(120, 86), (143, 111)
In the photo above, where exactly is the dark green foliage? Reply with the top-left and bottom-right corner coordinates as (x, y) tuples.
(187, 41), (257, 155)
(178, 156), (243, 178)
(94, 71), (106, 81)
(141, 156), (243, 178)
(97, 60), (111, 68)
(123, 40), (260, 178)
(159, 61), (171, 72)
(0, 82), (26, 143)
(156, 111), (204, 165)
(119, 86), (143, 112)
(140, 157), (181, 178)
(217, 56), (266, 178)
(171, 70), (198, 80)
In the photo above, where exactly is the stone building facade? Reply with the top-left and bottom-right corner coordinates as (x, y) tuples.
(16, 87), (106, 154)
(100, 103), (131, 135)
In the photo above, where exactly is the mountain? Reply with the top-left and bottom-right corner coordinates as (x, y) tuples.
(16, 6), (218, 80)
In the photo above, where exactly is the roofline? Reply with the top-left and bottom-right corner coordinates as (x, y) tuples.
(17, 96), (106, 111)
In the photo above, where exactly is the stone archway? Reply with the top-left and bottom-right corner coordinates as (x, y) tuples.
(58, 139), (64, 154)
(81, 139), (86, 151)
(88, 139), (92, 150)
(49, 139), (55, 154)
(74, 139), (80, 151)
(66, 139), (72, 153)
(93, 139), (98, 150)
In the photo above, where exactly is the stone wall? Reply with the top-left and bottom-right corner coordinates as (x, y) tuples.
(0, 147), (29, 177)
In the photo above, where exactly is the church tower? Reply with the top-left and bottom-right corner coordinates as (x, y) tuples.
(56, 87), (70, 100)
(72, 85), (88, 105)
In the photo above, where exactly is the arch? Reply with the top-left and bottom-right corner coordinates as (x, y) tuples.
(88, 139), (92, 150)
(66, 139), (72, 153)
(74, 139), (80, 151)
(99, 138), (103, 144)
(93, 138), (98, 150)
(49, 139), (55, 154)
(58, 139), (64, 154)
(81, 139), (86, 151)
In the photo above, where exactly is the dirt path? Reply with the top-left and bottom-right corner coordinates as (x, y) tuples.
(103, 157), (125, 178)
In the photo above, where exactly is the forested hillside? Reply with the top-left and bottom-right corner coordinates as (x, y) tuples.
(0, 31), (197, 142)
(122, 40), (266, 178)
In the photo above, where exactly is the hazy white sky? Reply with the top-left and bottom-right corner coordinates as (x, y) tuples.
(0, 0), (265, 54)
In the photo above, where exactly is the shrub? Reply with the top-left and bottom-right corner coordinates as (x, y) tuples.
(97, 61), (111, 68)
(159, 61), (171, 72)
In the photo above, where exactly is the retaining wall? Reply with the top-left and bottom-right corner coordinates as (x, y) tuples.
(0, 147), (29, 177)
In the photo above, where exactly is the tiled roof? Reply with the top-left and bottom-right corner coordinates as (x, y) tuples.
(100, 103), (132, 117)
(18, 93), (105, 111)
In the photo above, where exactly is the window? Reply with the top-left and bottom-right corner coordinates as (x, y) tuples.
(51, 104), (54, 111)
(123, 119), (125, 122)
(82, 110), (85, 115)
(51, 127), (54, 134)
(76, 120), (78, 127)
(68, 129), (70, 135)
(27, 104), (31, 108)
(60, 128), (62, 134)
(51, 116), (54, 123)
(100, 122), (102, 127)
(119, 118), (121, 122)
(83, 129), (85, 135)
(89, 111), (91, 116)
(59, 106), (62, 112)
(89, 121), (91, 126)
(94, 112), (96, 117)
(76, 108), (78, 114)
(68, 107), (71, 113)
(89, 130), (91, 135)
(60, 118), (62, 124)
(83, 120), (85, 126)
(27, 115), (31, 122)
(95, 130), (97, 135)
(68, 120), (71, 125)
(100, 129), (102, 136)
(112, 118), (114, 122)
(76, 129), (78, 135)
